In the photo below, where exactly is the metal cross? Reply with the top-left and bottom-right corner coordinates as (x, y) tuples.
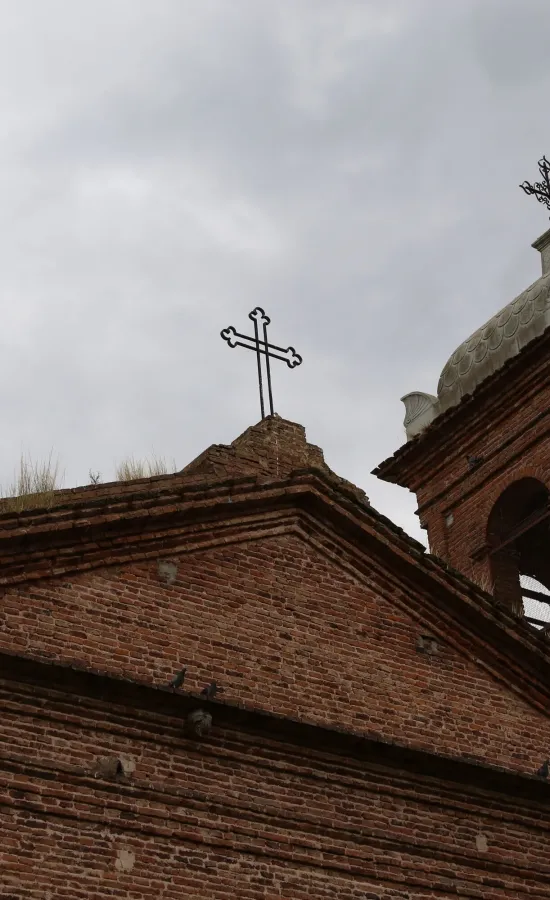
(221, 307), (302, 419)
(520, 156), (550, 217)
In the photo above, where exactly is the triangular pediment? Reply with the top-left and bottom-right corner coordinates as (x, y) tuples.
(0, 415), (549, 739)
(4, 522), (550, 774)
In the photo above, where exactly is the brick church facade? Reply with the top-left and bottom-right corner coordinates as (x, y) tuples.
(2, 230), (550, 897)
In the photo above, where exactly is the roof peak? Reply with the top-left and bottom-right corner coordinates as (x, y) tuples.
(181, 414), (370, 506)
(0, 415), (369, 519)
(180, 414), (326, 480)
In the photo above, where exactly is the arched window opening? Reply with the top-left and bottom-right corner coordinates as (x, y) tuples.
(487, 478), (550, 622)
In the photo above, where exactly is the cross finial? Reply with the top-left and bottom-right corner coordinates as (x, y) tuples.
(221, 308), (302, 419)
(520, 156), (550, 218)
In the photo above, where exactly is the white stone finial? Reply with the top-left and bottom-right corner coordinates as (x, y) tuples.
(401, 392), (439, 441)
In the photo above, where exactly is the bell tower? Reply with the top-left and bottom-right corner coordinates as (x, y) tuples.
(373, 178), (550, 625)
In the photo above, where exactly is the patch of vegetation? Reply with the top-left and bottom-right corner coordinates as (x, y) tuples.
(1, 452), (64, 513)
(115, 453), (177, 481)
(0, 451), (178, 513)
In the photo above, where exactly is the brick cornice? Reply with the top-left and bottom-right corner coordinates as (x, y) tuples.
(373, 327), (550, 490)
(414, 408), (550, 518)
(292, 514), (550, 716)
(2, 648), (549, 806)
(2, 466), (550, 713)
(0, 467), (385, 585)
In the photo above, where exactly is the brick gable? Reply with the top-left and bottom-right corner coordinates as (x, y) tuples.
(2, 414), (550, 897)
(3, 525), (550, 774)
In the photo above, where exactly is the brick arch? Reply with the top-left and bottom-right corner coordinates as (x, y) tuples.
(480, 467), (550, 529)
(486, 476), (549, 615)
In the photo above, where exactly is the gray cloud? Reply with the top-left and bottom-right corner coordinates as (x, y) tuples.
(0, 0), (549, 542)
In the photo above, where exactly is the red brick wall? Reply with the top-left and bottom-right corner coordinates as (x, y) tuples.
(4, 417), (550, 897)
(414, 379), (550, 591)
(2, 677), (550, 899)
(2, 533), (550, 774)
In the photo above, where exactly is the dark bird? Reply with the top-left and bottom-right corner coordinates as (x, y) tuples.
(169, 667), (187, 690)
(200, 681), (224, 700)
(536, 759), (549, 778)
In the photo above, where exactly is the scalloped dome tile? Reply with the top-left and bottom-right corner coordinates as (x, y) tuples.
(512, 293), (529, 313)
(519, 301), (535, 326)
(473, 341), (488, 364)
(466, 331), (482, 352)
(481, 321), (496, 340)
(487, 326), (504, 352)
(503, 314), (520, 339)
(437, 271), (550, 415)
(457, 352), (473, 377)
(452, 343), (468, 365)
(497, 305), (513, 327)
(440, 366), (456, 389)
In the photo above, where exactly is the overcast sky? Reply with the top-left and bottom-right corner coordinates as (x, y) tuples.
(1, 0), (549, 545)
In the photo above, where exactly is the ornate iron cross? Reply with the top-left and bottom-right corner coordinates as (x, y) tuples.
(221, 307), (302, 419)
(520, 156), (550, 217)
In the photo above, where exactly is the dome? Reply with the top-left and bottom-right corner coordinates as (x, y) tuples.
(400, 228), (550, 441)
(437, 270), (550, 415)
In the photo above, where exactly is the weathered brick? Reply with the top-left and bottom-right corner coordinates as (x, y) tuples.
(374, 330), (550, 599)
(1, 415), (550, 897)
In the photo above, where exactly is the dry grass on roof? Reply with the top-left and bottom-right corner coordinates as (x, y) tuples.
(115, 453), (177, 481)
(0, 452), (64, 513)
(0, 452), (178, 514)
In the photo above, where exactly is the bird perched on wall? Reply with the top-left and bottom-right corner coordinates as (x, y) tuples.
(200, 681), (224, 700)
(536, 758), (549, 778)
(169, 667), (187, 690)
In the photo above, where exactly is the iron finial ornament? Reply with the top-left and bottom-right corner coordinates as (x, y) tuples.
(520, 156), (550, 217)
(221, 308), (302, 419)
